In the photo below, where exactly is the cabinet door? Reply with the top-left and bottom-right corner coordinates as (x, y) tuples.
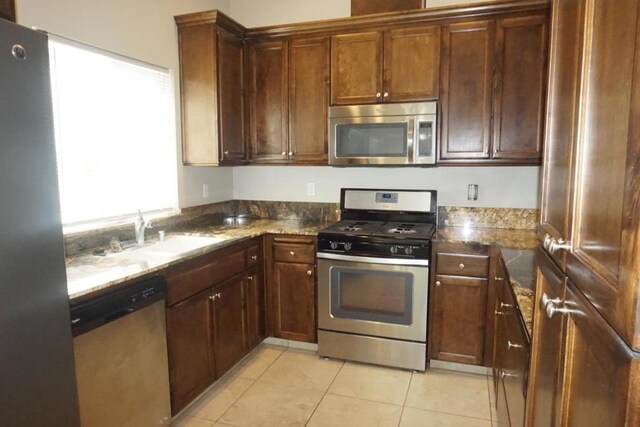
(289, 37), (329, 164)
(166, 288), (214, 414)
(559, 281), (640, 426)
(272, 262), (316, 342)
(527, 247), (567, 427)
(538, 0), (586, 269)
(211, 274), (248, 377)
(565, 0), (640, 349)
(383, 26), (440, 102)
(246, 268), (266, 349)
(218, 28), (246, 164)
(439, 21), (495, 162)
(248, 40), (288, 162)
(330, 32), (383, 105)
(0, 0), (15, 22)
(177, 23), (219, 165)
(492, 15), (547, 163)
(430, 274), (488, 365)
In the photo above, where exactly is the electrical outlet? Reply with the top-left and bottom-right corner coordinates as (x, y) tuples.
(202, 183), (209, 198)
(307, 183), (316, 196)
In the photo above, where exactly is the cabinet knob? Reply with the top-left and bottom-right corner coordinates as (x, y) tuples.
(459, 263), (465, 269)
(549, 238), (572, 255)
(545, 301), (570, 319)
(376, 92), (381, 98)
(209, 295), (216, 301)
(495, 310), (505, 316)
(288, 151), (293, 156)
(224, 150), (229, 155)
(281, 151), (286, 156)
(493, 148), (498, 155)
(435, 281), (441, 287)
(248, 275), (254, 281)
(494, 276), (504, 281)
(507, 340), (523, 350)
(289, 251), (295, 256)
(383, 92), (389, 98)
(501, 370), (518, 379)
(500, 302), (512, 309)
(307, 270), (312, 276)
(251, 255), (257, 261)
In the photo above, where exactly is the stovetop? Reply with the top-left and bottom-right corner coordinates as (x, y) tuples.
(319, 220), (435, 241)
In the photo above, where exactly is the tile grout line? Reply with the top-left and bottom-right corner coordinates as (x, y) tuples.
(397, 371), (416, 427)
(303, 356), (346, 426)
(486, 375), (494, 425)
(214, 344), (288, 425)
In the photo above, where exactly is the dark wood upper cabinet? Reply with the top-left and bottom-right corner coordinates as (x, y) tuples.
(492, 15), (548, 162)
(331, 32), (383, 105)
(175, 14), (247, 166)
(217, 28), (247, 164)
(439, 20), (495, 161)
(331, 28), (440, 105)
(538, 0), (586, 270)
(0, 0), (15, 22)
(248, 40), (289, 162)
(383, 26), (440, 103)
(288, 37), (330, 163)
(351, 0), (423, 16)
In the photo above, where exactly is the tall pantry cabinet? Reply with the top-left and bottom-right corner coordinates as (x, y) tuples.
(528, 0), (640, 425)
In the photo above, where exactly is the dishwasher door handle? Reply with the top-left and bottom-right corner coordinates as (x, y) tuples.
(104, 306), (135, 324)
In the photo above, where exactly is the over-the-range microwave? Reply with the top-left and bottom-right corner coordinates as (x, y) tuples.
(328, 101), (437, 166)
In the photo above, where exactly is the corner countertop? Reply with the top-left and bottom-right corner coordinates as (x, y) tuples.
(66, 219), (331, 301)
(435, 227), (537, 339)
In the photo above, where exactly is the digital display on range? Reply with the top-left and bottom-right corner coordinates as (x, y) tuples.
(375, 192), (398, 203)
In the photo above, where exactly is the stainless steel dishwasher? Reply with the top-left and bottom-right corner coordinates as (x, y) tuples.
(70, 277), (171, 427)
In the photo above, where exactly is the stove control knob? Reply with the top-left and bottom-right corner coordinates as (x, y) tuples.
(390, 246), (398, 254)
(330, 241), (339, 250)
(404, 246), (413, 255)
(344, 242), (352, 251)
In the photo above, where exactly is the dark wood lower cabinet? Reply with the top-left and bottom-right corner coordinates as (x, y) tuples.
(430, 274), (488, 365)
(272, 261), (316, 342)
(0, 0), (15, 22)
(211, 274), (248, 377)
(165, 288), (214, 414)
(165, 239), (264, 415)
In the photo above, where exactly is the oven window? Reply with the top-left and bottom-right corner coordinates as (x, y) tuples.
(335, 123), (408, 157)
(330, 267), (413, 325)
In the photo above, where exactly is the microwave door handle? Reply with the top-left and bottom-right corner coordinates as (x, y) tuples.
(408, 118), (416, 164)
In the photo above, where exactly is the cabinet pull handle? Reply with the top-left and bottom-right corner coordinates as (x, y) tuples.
(545, 301), (570, 319)
(549, 238), (572, 255)
(501, 370), (518, 379)
(251, 255), (258, 261)
(507, 340), (523, 350)
(307, 270), (312, 276)
(289, 251), (295, 256)
(435, 280), (442, 287)
(459, 263), (465, 269)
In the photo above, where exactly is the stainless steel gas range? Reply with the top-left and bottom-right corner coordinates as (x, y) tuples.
(317, 188), (437, 371)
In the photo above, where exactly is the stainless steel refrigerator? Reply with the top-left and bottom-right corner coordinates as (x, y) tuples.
(0, 19), (80, 426)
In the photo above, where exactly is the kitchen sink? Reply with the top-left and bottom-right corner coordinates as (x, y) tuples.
(111, 235), (225, 261)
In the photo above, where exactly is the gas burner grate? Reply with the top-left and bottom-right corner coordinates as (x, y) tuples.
(387, 224), (418, 234)
(340, 221), (370, 232)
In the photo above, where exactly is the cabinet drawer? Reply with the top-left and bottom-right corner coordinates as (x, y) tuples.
(246, 245), (259, 267)
(273, 242), (315, 264)
(436, 253), (490, 277)
(166, 250), (246, 305)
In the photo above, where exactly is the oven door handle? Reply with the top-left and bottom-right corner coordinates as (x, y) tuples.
(317, 252), (429, 267)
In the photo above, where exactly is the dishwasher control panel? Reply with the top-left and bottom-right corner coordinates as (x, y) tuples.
(70, 276), (166, 337)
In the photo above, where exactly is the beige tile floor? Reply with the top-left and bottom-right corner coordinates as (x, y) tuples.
(173, 344), (496, 427)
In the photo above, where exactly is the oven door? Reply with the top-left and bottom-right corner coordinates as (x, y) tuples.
(317, 254), (429, 342)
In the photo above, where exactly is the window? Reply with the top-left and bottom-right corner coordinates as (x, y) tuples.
(48, 36), (178, 228)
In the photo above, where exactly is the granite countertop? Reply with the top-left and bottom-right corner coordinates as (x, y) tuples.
(435, 226), (538, 339)
(66, 219), (331, 301)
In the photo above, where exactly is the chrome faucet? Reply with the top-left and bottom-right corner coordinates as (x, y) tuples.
(134, 210), (153, 245)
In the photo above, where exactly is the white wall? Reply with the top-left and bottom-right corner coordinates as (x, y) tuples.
(233, 166), (540, 208)
(16, 0), (234, 208)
